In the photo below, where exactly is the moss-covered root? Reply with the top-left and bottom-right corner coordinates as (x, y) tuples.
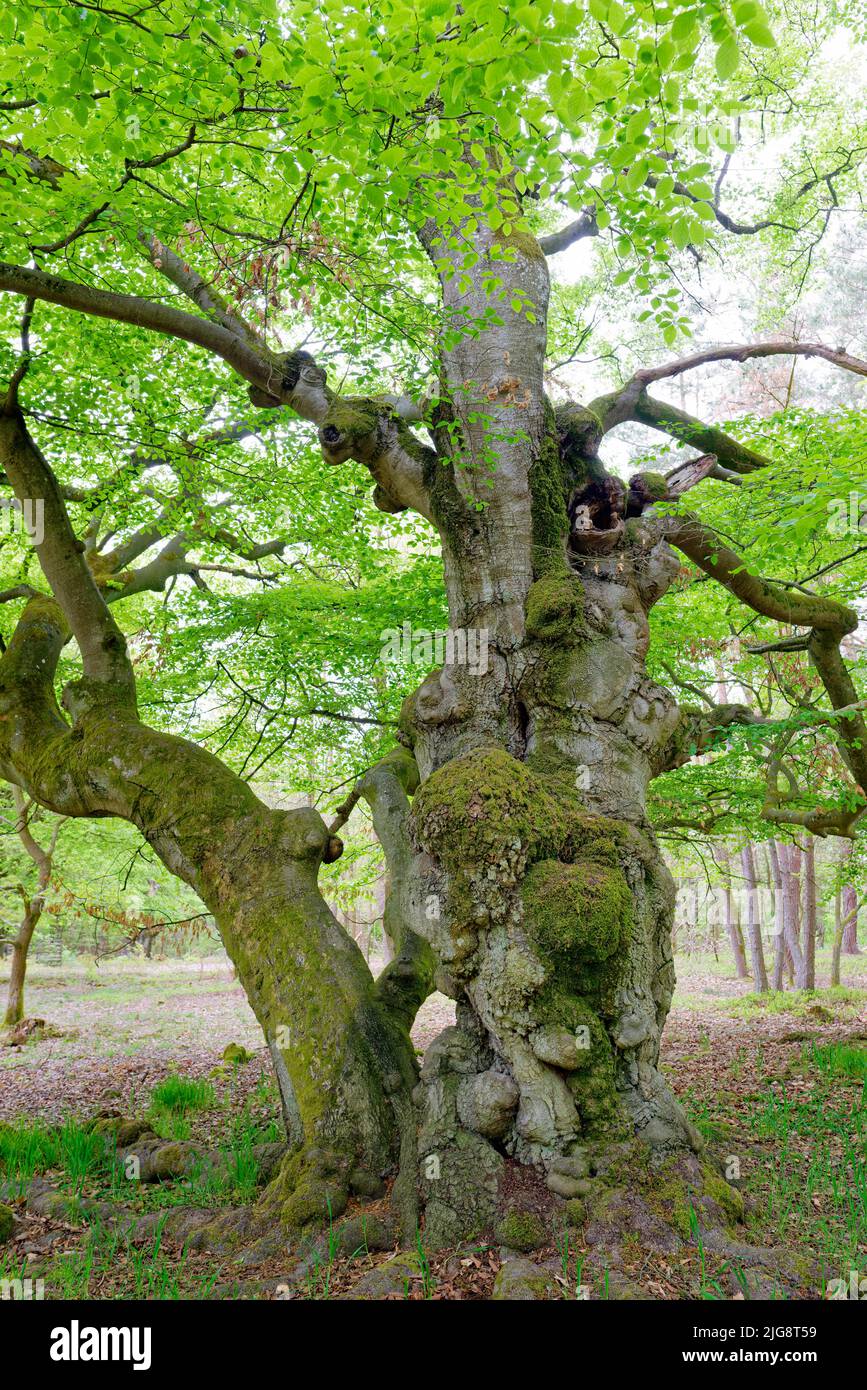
(258, 1147), (353, 1231)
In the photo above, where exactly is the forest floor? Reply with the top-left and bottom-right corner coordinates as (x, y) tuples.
(1, 948), (865, 1300)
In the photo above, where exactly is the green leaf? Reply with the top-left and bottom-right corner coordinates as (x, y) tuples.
(671, 218), (691, 250)
(743, 20), (776, 47)
(715, 37), (741, 80)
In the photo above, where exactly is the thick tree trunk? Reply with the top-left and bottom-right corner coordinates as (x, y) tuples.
(0, 599), (419, 1229)
(383, 226), (703, 1247)
(0, 215), (728, 1253)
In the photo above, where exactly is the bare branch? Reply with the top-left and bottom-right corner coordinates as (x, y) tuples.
(538, 209), (599, 256)
(633, 340), (867, 387)
(137, 230), (267, 353)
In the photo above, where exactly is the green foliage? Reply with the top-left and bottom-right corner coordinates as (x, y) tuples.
(809, 1040), (867, 1079)
(0, 1118), (113, 1194)
(148, 1075), (216, 1116)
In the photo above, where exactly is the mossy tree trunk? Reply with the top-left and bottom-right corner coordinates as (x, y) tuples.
(368, 221), (709, 1247)
(0, 589), (418, 1229)
(8, 161), (854, 1252)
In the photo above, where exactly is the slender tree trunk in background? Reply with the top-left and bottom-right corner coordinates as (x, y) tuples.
(686, 879), (697, 955)
(831, 886), (845, 987)
(815, 856), (826, 949)
(778, 839), (800, 984)
(4, 914), (38, 1027)
(779, 842), (808, 989)
(788, 842), (802, 952)
(3, 790), (63, 1028)
(768, 839), (787, 991)
(709, 880), (719, 961)
(718, 847), (748, 979)
(842, 885), (860, 953)
(801, 836), (817, 989)
(740, 844), (768, 993)
(839, 841), (861, 954)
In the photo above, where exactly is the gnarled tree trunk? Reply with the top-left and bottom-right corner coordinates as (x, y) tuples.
(340, 225), (705, 1247)
(0, 484), (420, 1231)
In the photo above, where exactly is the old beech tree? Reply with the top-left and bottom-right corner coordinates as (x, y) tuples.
(0, 0), (865, 1242)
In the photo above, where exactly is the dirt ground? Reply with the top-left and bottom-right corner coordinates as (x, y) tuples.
(1, 947), (865, 1300)
(1, 948), (863, 1125)
(0, 953), (457, 1124)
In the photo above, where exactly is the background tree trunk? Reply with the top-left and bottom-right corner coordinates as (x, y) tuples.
(839, 841), (861, 954)
(801, 835), (817, 989)
(740, 844), (768, 992)
(718, 847), (749, 979)
(3, 790), (63, 1028)
(768, 839), (787, 991)
(4, 912), (38, 1027)
(780, 842), (808, 989)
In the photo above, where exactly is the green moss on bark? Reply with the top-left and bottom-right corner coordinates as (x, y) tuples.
(413, 745), (570, 870)
(522, 858), (632, 985)
(525, 572), (585, 643)
(528, 400), (569, 579)
(700, 1162), (745, 1227)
